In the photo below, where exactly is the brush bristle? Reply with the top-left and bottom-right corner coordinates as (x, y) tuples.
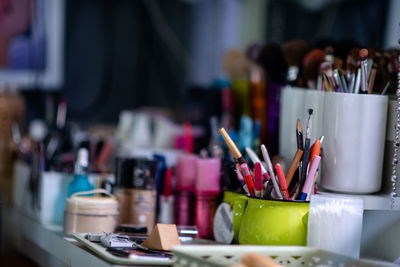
(282, 39), (311, 66)
(320, 62), (332, 73)
(359, 49), (368, 61)
(303, 49), (325, 81)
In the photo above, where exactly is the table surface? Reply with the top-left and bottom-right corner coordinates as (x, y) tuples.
(5, 206), (400, 266)
(5, 207), (166, 267)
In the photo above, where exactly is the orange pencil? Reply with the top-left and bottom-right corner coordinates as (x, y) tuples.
(285, 149), (303, 186)
(309, 140), (321, 167)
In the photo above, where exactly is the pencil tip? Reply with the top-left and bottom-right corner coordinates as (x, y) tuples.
(297, 119), (302, 131)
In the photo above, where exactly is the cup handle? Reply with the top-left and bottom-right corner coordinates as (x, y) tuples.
(231, 197), (248, 243)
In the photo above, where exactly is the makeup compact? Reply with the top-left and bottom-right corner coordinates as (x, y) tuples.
(64, 189), (119, 236)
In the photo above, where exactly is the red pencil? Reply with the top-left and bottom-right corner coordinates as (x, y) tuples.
(276, 163), (290, 200)
(254, 162), (263, 198)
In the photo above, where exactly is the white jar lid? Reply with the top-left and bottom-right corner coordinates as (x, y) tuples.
(66, 189), (119, 215)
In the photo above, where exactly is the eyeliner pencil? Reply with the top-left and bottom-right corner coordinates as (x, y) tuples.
(296, 119), (303, 151)
(299, 109), (313, 195)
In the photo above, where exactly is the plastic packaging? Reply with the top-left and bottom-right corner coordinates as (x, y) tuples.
(307, 194), (364, 258)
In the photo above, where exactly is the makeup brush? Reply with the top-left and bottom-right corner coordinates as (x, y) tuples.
(222, 50), (250, 80)
(281, 39), (310, 86)
(368, 63), (377, 94)
(256, 43), (287, 83)
(219, 128), (246, 165)
(324, 46), (334, 63)
(332, 64), (345, 92)
(299, 109), (313, 195)
(359, 48), (369, 94)
(320, 62), (337, 91)
(303, 49), (325, 89)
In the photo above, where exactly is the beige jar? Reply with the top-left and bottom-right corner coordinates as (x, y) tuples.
(64, 189), (119, 235)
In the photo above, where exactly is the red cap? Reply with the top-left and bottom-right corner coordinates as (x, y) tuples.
(276, 163), (287, 190)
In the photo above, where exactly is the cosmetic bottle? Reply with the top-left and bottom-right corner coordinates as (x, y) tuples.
(67, 148), (94, 197)
(159, 168), (174, 224)
(128, 158), (158, 233)
(194, 158), (221, 239)
(174, 154), (197, 225)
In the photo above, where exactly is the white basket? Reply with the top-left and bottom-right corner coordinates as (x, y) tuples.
(172, 245), (397, 267)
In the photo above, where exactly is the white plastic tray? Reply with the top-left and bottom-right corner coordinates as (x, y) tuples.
(72, 233), (173, 265)
(172, 245), (398, 267)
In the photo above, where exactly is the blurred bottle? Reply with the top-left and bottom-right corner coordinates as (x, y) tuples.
(67, 148), (94, 197)
(174, 154), (197, 225)
(194, 158), (221, 239)
(159, 168), (174, 224)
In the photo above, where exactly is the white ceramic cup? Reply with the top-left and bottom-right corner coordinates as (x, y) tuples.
(320, 92), (388, 193)
(279, 86), (325, 172)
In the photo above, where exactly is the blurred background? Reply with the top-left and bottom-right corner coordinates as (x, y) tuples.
(8, 0), (397, 124)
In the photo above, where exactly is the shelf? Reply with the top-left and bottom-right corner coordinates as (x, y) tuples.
(317, 191), (400, 210)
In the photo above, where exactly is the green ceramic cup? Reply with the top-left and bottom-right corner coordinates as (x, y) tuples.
(234, 197), (309, 246)
(222, 191), (248, 243)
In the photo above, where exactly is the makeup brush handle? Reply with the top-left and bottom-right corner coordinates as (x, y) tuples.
(299, 139), (310, 192)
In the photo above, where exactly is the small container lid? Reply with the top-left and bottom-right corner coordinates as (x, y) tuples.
(66, 189), (119, 215)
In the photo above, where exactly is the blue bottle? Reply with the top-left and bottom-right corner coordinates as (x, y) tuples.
(67, 148), (94, 197)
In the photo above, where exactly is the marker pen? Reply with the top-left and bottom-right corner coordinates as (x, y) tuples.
(254, 162), (263, 198)
(276, 163), (289, 200)
(299, 156), (321, 201)
(240, 163), (255, 196)
(245, 146), (270, 182)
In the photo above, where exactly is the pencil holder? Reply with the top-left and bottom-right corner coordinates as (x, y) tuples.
(233, 197), (309, 246)
(279, 87), (324, 171)
(320, 92), (388, 193)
